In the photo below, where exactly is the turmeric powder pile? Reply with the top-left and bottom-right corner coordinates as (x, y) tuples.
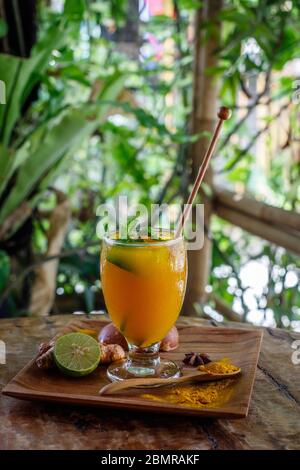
(142, 379), (235, 407)
(199, 358), (240, 375)
(142, 359), (240, 408)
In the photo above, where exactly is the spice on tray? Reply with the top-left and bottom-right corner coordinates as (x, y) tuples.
(142, 358), (240, 408)
(198, 358), (240, 375)
(35, 335), (126, 370)
(36, 340), (55, 369)
(142, 379), (235, 407)
(183, 352), (211, 367)
(99, 344), (126, 364)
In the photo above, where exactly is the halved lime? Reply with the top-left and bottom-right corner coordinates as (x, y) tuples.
(54, 332), (101, 377)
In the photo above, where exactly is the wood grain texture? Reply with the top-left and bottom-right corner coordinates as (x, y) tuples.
(0, 314), (299, 450)
(2, 320), (262, 419)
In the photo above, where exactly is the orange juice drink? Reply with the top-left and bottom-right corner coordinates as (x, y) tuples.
(101, 235), (187, 347)
(101, 232), (187, 380)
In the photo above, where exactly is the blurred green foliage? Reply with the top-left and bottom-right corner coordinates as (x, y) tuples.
(0, 0), (299, 328)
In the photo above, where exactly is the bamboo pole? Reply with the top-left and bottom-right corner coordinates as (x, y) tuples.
(215, 205), (300, 256)
(213, 186), (300, 233)
(183, 0), (223, 316)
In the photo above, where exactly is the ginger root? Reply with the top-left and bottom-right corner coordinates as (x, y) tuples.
(100, 344), (126, 363)
(36, 340), (55, 369)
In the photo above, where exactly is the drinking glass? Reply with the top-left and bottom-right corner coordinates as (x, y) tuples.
(100, 230), (187, 381)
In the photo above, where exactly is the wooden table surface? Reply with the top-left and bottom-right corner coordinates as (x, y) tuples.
(0, 314), (300, 450)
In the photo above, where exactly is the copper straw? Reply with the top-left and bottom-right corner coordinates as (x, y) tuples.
(175, 106), (231, 238)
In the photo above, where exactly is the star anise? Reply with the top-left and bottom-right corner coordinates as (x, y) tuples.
(183, 352), (212, 367)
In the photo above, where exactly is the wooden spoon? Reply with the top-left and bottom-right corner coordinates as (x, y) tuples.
(99, 368), (241, 396)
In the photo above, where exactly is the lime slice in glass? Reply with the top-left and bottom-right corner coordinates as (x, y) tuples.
(54, 332), (101, 377)
(106, 246), (137, 273)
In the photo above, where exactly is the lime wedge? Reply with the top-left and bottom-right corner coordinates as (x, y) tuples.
(54, 332), (101, 377)
(107, 252), (133, 272)
(106, 246), (137, 273)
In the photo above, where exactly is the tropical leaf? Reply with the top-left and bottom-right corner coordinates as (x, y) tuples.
(0, 24), (66, 147)
(0, 109), (94, 224)
(0, 18), (7, 39)
(0, 55), (21, 144)
(0, 144), (12, 194)
(64, 0), (86, 20)
(0, 73), (126, 233)
(0, 140), (34, 199)
(0, 250), (10, 293)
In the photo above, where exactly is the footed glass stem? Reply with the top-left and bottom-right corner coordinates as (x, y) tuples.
(107, 341), (181, 382)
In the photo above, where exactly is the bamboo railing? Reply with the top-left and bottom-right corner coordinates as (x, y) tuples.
(205, 185), (300, 322)
(213, 186), (300, 256)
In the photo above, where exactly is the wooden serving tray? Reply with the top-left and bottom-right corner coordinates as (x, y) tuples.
(2, 319), (262, 418)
